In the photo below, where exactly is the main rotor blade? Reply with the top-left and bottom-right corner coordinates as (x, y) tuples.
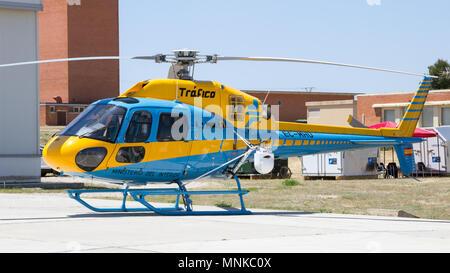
(0, 56), (128, 68)
(131, 56), (159, 60)
(217, 56), (438, 78)
(0, 55), (163, 68)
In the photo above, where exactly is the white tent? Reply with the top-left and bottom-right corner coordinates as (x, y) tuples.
(413, 126), (450, 176)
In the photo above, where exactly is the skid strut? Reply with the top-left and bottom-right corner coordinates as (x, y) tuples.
(66, 176), (251, 215)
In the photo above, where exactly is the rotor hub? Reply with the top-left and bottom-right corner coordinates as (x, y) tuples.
(151, 49), (218, 80)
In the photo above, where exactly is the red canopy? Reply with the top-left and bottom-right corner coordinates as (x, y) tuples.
(369, 121), (437, 138)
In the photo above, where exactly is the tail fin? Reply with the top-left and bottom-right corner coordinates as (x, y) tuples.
(397, 77), (433, 137)
(394, 144), (416, 176)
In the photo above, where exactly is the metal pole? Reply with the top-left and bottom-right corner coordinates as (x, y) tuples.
(392, 146), (394, 162)
(437, 136), (441, 176)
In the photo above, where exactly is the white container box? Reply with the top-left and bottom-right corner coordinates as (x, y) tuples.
(301, 148), (379, 177)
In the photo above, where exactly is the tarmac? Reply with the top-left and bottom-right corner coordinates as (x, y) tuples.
(0, 186), (449, 253)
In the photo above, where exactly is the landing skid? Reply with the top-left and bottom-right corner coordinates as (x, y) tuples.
(66, 176), (251, 215)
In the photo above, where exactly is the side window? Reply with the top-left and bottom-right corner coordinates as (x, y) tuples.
(421, 107), (433, 127)
(157, 113), (188, 141)
(442, 107), (450, 126)
(229, 95), (245, 121)
(125, 111), (152, 143)
(116, 146), (145, 163)
(383, 109), (395, 122)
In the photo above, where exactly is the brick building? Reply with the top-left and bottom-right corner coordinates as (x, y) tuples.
(357, 89), (450, 128)
(39, 0), (119, 125)
(244, 90), (357, 122)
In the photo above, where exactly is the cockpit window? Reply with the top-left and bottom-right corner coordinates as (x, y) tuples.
(58, 104), (126, 143)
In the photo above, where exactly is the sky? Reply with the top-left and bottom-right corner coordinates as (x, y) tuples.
(118, 0), (450, 95)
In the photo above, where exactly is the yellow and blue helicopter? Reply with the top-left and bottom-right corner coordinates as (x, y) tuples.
(0, 50), (440, 215)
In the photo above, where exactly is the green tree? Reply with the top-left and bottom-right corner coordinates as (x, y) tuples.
(428, 59), (450, 89)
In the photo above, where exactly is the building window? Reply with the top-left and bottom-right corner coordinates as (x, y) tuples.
(69, 107), (85, 113)
(383, 109), (395, 122)
(125, 111), (152, 143)
(157, 113), (188, 141)
(421, 107), (433, 127)
(49, 106), (55, 113)
(442, 107), (450, 126)
(115, 146), (145, 163)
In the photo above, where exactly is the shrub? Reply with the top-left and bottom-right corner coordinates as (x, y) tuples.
(282, 179), (301, 186)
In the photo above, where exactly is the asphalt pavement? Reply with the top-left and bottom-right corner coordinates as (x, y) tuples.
(0, 192), (449, 253)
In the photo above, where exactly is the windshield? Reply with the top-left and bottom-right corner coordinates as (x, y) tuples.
(59, 104), (127, 143)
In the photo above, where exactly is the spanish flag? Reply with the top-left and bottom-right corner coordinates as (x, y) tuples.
(404, 147), (413, 156)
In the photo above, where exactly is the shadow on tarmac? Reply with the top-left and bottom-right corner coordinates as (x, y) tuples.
(66, 210), (450, 224)
(1, 210), (448, 224)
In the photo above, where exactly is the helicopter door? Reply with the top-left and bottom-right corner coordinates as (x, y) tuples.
(148, 111), (192, 180)
(182, 111), (225, 179)
(106, 109), (153, 180)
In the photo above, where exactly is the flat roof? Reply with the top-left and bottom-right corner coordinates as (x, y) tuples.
(243, 90), (359, 96)
(40, 103), (89, 107)
(0, 0), (43, 11)
(357, 89), (450, 97)
(306, 99), (355, 107)
(372, 100), (450, 108)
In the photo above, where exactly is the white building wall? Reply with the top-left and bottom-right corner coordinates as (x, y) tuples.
(0, 1), (42, 182)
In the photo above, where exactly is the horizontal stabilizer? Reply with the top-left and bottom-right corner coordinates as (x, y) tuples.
(350, 140), (406, 145)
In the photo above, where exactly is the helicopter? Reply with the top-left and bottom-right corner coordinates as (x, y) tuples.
(0, 49), (441, 215)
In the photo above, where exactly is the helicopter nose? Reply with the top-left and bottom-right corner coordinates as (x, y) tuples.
(43, 136), (111, 173)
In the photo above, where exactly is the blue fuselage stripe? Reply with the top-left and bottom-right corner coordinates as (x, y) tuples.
(67, 125), (422, 184)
